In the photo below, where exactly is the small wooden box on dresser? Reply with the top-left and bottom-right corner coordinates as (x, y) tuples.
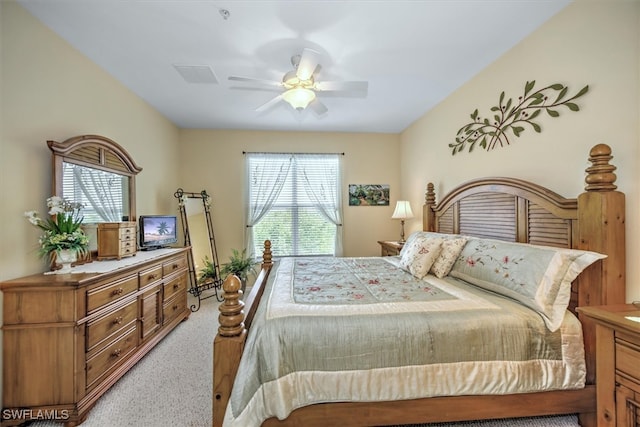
(0, 248), (190, 427)
(97, 221), (137, 260)
(577, 305), (640, 427)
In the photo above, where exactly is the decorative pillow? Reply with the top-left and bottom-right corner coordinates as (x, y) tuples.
(449, 237), (606, 331)
(430, 237), (469, 278)
(399, 235), (444, 279)
(398, 231), (424, 257)
(400, 232), (469, 278)
(400, 231), (451, 257)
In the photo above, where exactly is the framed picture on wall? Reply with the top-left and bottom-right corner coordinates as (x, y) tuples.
(348, 184), (390, 206)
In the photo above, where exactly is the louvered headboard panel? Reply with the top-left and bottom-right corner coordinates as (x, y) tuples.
(527, 201), (572, 248)
(426, 178), (577, 248)
(458, 192), (517, 241)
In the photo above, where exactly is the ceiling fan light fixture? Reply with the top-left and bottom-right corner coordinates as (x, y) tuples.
(282, 87), (316, 110)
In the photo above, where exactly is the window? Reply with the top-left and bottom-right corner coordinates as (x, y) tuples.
(246, 153), (343, 258)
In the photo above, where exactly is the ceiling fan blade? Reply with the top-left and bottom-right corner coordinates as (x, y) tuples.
(228, 76), (283, 88)
(296, 48), (321, 81)
(315, 80), (368, 94)
(308, 98), (328, 116)
(256, 94), (284, 112)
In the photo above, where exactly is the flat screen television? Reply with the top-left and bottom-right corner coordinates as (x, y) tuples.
(139, 215), (178, 250)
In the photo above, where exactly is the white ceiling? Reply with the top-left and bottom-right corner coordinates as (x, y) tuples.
(18, 0), (571, 133)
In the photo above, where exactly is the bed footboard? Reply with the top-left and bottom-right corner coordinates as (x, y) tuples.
(213, 241), (273, 427)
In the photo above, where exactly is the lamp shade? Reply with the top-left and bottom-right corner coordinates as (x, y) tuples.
(391, 201), (414, 220)
(282, 87), (316, 110)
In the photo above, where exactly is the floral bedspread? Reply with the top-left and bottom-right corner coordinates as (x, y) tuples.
(292, 257), (452, 303)
(224, 257), (587, 427)
(266, 257), (497, 319)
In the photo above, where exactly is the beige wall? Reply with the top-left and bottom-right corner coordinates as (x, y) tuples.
(178, 129), (401, 260)
(400, 1), (640, 300)
(0, 1), (181, 282)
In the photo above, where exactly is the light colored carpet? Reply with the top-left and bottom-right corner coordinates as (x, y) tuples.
(32, 295), (580, 427)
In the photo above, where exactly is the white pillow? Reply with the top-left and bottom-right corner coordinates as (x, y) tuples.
(399, 235), (444, 279)
(449, 237), (606, 331)
(430, 237), (468, 278)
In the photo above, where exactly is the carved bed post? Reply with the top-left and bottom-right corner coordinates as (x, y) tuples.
(212, 240), (274, 427)
(577, 143), (626, 394)
(577, 143), (626, 308)
(423, 183), (436, 232)
(213, 275), (246, 427)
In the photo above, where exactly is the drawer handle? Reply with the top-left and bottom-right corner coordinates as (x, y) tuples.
(172, 304), (179, 311)
(172, 263), (179, 270)
(111, 288), (124, 296)
(113, 316), (124, 325)
(148, 274), (158, 280)
(111, 348), (122, 358)
(173, 283), (180, 290)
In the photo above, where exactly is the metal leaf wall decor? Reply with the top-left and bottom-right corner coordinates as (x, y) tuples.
(449, 81), (589, 156)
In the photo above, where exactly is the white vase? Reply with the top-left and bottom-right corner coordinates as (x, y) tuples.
(57, 249), (77, 273)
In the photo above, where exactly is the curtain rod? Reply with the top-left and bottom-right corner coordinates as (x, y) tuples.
(243, 151), (345, 155)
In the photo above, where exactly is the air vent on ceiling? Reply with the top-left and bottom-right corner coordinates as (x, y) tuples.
(173, 64), (219, 84)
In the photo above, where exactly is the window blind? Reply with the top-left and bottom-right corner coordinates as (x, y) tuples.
(247, 153), (342, 257)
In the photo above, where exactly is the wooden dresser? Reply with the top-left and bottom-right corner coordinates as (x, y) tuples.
(577, 305), (640, 427)
(1, 248), (190, 426)
(97, 221), (137, 260)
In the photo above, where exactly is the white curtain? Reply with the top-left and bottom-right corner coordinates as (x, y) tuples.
(244, 153), (292, 255)
(74, 167), (122, 222)
(295, 154), (344, 256)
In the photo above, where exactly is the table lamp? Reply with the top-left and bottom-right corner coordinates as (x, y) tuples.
(391, 200), (414, 243)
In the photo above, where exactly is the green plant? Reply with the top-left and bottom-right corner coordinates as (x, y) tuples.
(24, 196), (89, 261)
(197, 256), (218, 284)
(219, 248), (257, 282)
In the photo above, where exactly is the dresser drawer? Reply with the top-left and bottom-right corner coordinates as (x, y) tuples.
(163, 255), (187, 276)
(86, 299), (138, 351)
(119, 240), (136, 256)
(616, 338), (640, 379)
(163, 292), (187, 325)
(87, 275), (138, 312)
(86, 326), (137, 389)
(139, 264), (163, 288)
(164, 273), (187, 302)
(119, 226), (136, 241)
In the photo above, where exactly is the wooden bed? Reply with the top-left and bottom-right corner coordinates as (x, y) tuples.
(213, 143), (625, 427)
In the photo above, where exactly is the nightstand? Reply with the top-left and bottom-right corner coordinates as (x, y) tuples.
(377, 240), (404, 256)
(577, 304), (640, 427)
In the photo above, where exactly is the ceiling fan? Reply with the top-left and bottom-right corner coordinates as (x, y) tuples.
(228, 48), (368, 115)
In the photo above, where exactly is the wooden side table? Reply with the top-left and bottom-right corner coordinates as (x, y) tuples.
(377, 240), (404, 256)
(577, 304), (640, 427)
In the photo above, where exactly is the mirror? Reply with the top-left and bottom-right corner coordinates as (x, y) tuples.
(49, 134), (142, 224)
(175, 189), (222, 311)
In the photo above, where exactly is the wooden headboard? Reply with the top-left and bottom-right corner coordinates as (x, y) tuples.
(423, 177), (578, 247)
(421, 143), (625, 384)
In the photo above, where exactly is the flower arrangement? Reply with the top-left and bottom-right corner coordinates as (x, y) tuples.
(24, 196), (89, 260)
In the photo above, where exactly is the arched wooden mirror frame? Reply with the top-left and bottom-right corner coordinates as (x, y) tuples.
(49, 134), (143, 224)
